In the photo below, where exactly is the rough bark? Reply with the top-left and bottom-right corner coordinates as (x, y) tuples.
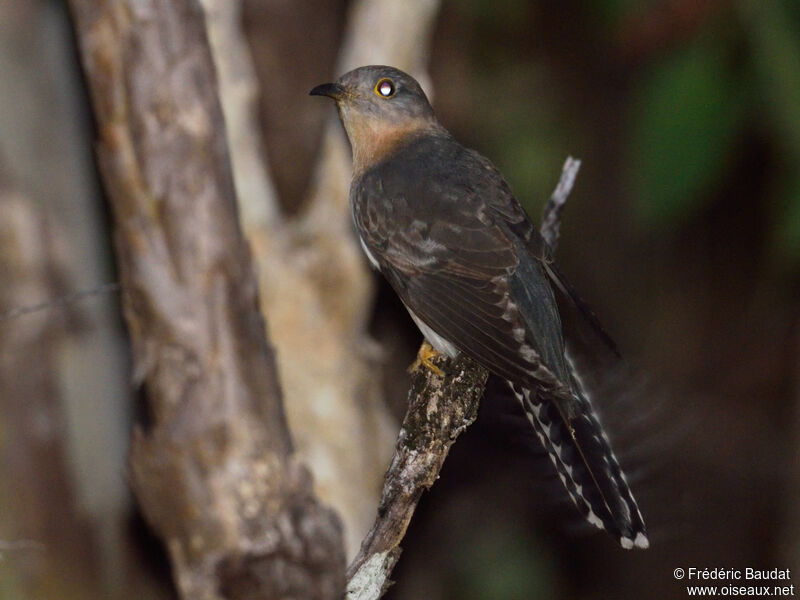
(200, 0), (395, 561)
(345, 354), (488, 598)
(68, 1), (345, 598)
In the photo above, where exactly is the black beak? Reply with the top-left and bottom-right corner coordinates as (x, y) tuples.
(309, 82), (345, 100)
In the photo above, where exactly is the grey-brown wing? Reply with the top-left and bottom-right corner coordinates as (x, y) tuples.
(354, 156), (570, 390)
(468, 151), (620, 357)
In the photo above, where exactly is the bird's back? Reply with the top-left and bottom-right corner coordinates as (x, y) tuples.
(353, 131), (571, 385)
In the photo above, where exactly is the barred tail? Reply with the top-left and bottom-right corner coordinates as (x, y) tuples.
(509, 368), (648, 549)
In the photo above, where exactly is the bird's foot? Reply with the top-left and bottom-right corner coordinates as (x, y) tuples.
(409, 340), (445, 376)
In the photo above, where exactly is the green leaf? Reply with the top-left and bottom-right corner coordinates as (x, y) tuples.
(628, 37), (745, 228)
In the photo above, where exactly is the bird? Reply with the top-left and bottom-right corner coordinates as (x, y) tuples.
(310, 65), (648, 550)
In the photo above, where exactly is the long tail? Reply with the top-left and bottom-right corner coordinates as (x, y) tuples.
(508, 362), (648, 549)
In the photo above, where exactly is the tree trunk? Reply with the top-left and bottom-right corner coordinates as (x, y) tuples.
(68, 1), (345, 598)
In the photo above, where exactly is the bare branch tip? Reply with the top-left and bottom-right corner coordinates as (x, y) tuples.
(345, 551), (396, 600)
(541, 155), (582, 251)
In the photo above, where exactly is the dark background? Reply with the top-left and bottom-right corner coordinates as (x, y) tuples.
(1, 1), (798, 598)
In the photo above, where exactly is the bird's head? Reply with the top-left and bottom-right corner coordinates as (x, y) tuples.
(310, 65), (440, 172)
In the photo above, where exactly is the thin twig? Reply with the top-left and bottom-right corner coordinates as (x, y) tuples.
(541, 156), (581, 252)
(0, 282), (120, 323)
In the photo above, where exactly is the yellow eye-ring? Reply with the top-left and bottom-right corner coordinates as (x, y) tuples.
(375, 78), (396, 98)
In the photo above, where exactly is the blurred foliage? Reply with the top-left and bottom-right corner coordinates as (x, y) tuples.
(626, 0), (800, 267)
(478, 65), (571, 215)
(443, 0), (800, 273)
(457, 0), (531, 29)
(447, 522), (555, 600)
(746, 0), (800, 158)
(774, 178), (800, 262)
(744, 0), (800, 264)
(628, 35), (744, 228)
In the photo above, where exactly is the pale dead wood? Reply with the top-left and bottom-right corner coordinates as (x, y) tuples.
(239, 0), (444, 558)
(541, 156), (581, 252)
(199, 0), (279, 230)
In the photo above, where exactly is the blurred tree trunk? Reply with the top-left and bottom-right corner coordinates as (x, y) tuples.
(64, 0), (442, 595)
(0, 1), (138, 596)
(238, 0), (442, 559)
(0, 189), (99, 599)
(68, 0), (345, 598)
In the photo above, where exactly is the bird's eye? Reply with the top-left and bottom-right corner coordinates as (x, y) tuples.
(375, 78), (395, 98)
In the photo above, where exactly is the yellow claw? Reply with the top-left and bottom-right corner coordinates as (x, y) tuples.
(409, 340), (445, 377)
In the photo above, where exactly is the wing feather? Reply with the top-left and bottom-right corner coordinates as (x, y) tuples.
(353, 134), (571, 391)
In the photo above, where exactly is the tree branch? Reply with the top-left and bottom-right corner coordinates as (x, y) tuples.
(198, 0), (280, 230)
(346, 157), (583, 598)
(68, 1), (345, 598)
(541, 156), (581, 252)
(345, 354), (489, 597)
